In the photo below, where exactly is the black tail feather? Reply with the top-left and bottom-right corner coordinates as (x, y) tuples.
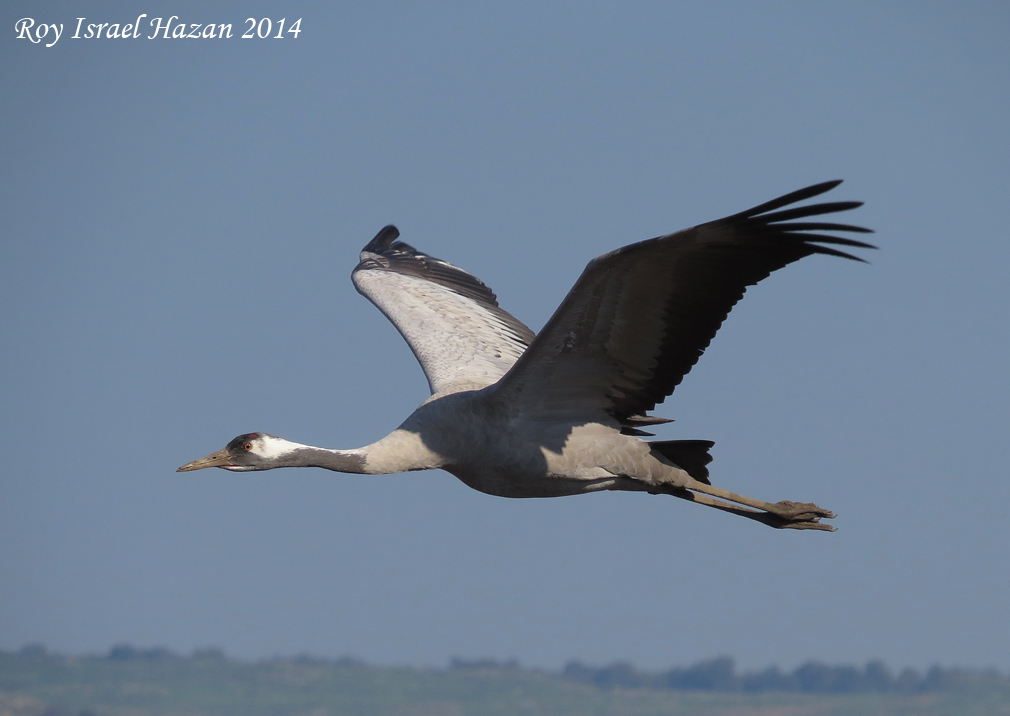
(650, 440), (715, 484)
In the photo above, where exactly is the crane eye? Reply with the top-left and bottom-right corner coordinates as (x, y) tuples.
(243, 443), (253, 451)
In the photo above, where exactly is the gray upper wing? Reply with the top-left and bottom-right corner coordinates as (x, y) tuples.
(352, 226), (536, 396)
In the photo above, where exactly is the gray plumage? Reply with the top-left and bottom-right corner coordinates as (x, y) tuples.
(178, 180), (874, 531)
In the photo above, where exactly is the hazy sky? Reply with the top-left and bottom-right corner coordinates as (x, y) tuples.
(3, 2), (1009, 672)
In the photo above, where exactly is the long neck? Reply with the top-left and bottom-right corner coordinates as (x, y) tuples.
(285, 446), (371, 473)
(266, 430), (442, 475)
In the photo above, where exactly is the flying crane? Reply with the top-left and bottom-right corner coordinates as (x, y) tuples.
(178, 181), (873, 531)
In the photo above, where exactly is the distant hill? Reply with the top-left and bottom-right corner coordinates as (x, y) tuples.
(2, 646), (1008, 716)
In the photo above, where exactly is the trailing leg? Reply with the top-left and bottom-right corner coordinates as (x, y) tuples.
(654, 482), (836, 531)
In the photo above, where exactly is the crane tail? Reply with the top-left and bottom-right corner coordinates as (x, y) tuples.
(649, 440), (715, 484)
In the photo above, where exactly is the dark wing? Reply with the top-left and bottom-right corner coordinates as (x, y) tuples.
(492, 180), (874, 421)
(352, 226), (536, 396)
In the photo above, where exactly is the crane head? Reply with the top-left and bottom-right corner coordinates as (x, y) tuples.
(176, 433), (288, 472)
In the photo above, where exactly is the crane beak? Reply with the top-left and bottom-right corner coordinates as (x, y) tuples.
(176, 448), (234, 472)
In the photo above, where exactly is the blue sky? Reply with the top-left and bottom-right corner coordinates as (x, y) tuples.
(2, 2), (1009, 671)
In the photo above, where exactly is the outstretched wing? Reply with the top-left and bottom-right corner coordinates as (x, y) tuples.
(352, 226), (536, 396)
(493, 180), (874, 422)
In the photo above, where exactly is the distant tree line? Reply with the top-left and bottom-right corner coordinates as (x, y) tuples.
(561, 656), (1010, 694)
(11, 645), (1009, 695)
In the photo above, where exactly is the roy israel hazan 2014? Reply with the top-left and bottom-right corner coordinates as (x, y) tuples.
(15, 15), (302, 46)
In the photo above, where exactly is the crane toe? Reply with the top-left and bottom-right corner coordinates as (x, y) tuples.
(761, 501), (837, 531)
(770, 500), (836, 521)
